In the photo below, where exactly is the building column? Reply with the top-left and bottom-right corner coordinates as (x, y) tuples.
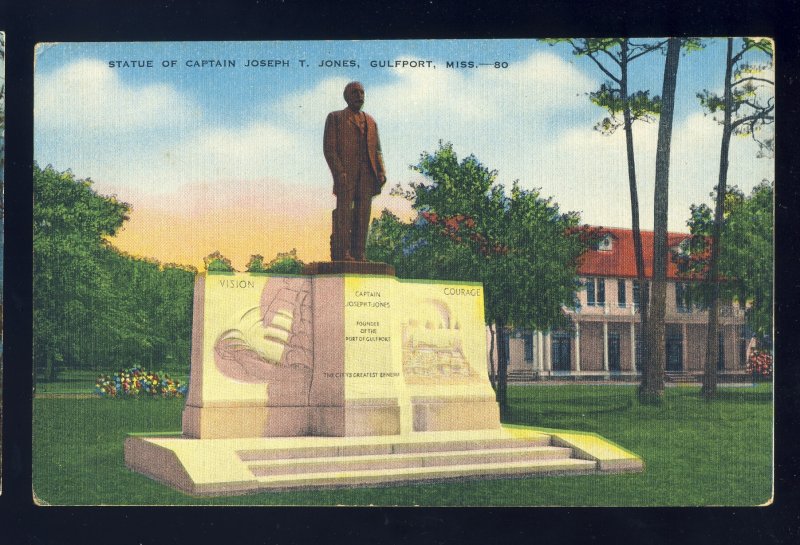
(602, 322), (609, 372)
(574, 322), (581, 373)
(536, 331), (544, 372)
(682, 323), (688, 371)
(630, 322), (637, 373)
(544, 332), (551, 372)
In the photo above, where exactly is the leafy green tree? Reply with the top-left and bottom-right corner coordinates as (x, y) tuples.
(371, 142), (592, 414)
(34, 164), (129, 379)
(34, 164), (195, 380)
(681, 181), (773, 348)
(264, 249), (304, 274)
(366, 211), (411, 268)
(245, 254), (269, 273)
(695, 38), (773, 400)
(203, 250), (235, 272)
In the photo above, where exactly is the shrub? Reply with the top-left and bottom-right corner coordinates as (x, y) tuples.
(204, 250), (235, 272)
(95, 367), (188, 398)
(245, 254), (269, 273)
(746, 349), (772, 380)
(265, 249), (304, 274)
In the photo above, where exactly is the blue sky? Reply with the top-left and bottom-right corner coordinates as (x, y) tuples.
(33, 39), (773, 265)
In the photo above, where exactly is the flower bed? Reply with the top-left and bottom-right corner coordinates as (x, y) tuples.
(746, 349), (772, 381)
(95, 367), (188, 398)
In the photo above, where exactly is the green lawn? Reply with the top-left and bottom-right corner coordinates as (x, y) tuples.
(32, 384), (773, 506)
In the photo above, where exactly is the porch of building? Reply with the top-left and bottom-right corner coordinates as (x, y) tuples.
(495, 318), (750, 383)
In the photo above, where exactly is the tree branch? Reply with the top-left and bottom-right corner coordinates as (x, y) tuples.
(584, 51), (621, 84)
(628, 40), (669, 61)
(599, 47), (622, 68)
(731, 44), (754, 65)
(731, 76), (774, 87)
(730, 107), (775, 130)
(752, 41), (773, 55)
(740, 98), (770, 111)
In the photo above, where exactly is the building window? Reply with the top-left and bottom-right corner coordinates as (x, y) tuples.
(675, 282), (691, 313)
(596, 235), (613, 251)
(586, 278), (605, 307)
(523, 332), (534, 362)
(618, 279), (626, 307)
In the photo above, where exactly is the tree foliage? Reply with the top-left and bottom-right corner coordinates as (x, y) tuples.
(696, 38), (774, 156)
(693, 38), (773, 400)
(369, 142), (594, 413)
(33, 164), (196, 381)
(204, 250), (235, 272)
(245, 254), (269, 273)
(546, 38), (666, 134)
(381, 142), (593, 329)
(680, 181), (773, 338)
(264, 249), (304, 274)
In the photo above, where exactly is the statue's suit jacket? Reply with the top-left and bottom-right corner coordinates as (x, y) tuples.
(323, 108), (386, 197)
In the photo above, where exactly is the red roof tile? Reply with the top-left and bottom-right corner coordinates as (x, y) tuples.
(577, 227), (691, 281)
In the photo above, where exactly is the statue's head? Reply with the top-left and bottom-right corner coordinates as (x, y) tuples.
(343, 81), (365, 112)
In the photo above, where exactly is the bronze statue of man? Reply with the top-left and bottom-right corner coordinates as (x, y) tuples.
(323, 82), (387, 261)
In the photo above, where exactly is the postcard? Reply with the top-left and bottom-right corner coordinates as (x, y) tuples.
(32, 38), (773, 506)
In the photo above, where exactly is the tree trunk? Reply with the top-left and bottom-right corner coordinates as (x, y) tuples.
(701, 38), (735, 400)
(46, 352), (57, 382)
(41, 347), (53, 383)
(495, 319), (509, 419)
(640, 37), (681, 404)
(621, 39), (650, 385)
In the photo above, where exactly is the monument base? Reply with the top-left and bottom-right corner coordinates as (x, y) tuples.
(182, 400), (401, 439)
(125, 425), (643, 496)
(126, 271), (644, 494)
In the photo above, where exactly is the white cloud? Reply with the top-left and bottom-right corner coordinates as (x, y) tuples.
(269, 51), (598, 191)
(35, 59), (201, 133)
(76, 119), (316, 195)
(530, 112), (773, 232)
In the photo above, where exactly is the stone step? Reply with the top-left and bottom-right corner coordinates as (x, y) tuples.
(247, 445), (573, 476)
(253, 458), (598, 489)
(237, 435), (551, 462)
(666, 372), (698, 383)
(125, 426), (643, 495)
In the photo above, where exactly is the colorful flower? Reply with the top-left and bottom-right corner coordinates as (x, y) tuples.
(95, 367), (188, 398)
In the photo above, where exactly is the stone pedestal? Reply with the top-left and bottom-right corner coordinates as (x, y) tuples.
(128, 270), (643, 494)
(181, 271), (499, 439)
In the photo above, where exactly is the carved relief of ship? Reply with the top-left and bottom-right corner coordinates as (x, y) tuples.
(214, 277), (313, 385)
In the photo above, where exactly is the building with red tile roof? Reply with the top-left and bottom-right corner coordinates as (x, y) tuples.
(497, 228), (748, 382)
(576, 228), (692, 280)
